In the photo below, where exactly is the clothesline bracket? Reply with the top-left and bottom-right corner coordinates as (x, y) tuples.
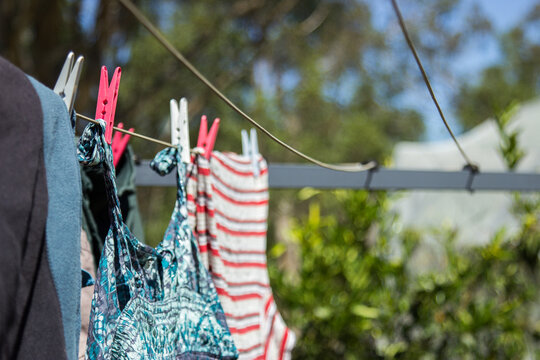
(363, 162), (380, 190)
(463, 163), (480, 193)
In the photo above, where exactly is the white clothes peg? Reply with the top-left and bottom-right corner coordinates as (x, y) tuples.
(170, 97), (191, 163)
(54, 52), (84, 114)
(241, 129), (250, 156)
(250, 128), (260, 177)
(240, 128), (260, 176)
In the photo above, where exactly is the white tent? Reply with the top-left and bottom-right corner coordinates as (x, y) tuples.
(391, 99), (540, 246)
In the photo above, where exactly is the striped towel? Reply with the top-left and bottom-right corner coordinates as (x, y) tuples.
(187, 151), (295, 360)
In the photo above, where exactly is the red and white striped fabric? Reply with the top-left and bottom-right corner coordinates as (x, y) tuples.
(186, 151), (295, 360)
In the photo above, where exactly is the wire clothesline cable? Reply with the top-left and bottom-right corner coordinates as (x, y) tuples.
(390, 0), (477, 170)
(116, 0), (376, 173)
(76, 113), (175, 148)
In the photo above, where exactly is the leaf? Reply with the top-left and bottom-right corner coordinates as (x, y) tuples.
(351, 304), (380, 319)
(270, 242), (286, 258)
(298, 187), (321, 201)
(313, 306), (332, 319)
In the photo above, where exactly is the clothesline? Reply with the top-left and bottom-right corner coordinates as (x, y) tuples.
(115, 0), (377, 173)
(76, 0), (476, 175)
(115, 0), (477, 172)
(76, 113), (175, 148)
(389, 0), (477, 170)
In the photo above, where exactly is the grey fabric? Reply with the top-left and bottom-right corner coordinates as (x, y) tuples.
(0, 56), (67, 360)
(28, 75), (82, 360)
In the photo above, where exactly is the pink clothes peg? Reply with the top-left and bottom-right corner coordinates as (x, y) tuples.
(111, 123), (133, 167)
(205, 118), (220, 159)
(196, 115), (220, 159)
(94, 66), (122, 144)
(196, 115), (208, 149)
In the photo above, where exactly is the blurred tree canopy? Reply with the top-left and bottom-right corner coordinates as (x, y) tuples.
(1, 0), (537, 153)
(454, 3), (540, 130)
(1, 0), (498, 162)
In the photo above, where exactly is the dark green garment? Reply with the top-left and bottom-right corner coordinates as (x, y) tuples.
(81, 145), (145, 267)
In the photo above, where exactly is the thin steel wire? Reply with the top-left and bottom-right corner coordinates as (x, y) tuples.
(390, 0), (477, 169)
(76, 113), (175, 148)
(116, 0), (377, 172)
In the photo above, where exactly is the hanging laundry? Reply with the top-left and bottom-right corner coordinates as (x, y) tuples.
(186, 155), (217, 271)
(0, 56), (70, 360)
(79, 229), (96, 360)
(187, 151), (295, 359)
(80, 144), (145, 268)
(27, 75), (83, 360)
(79, 121), (238, 359)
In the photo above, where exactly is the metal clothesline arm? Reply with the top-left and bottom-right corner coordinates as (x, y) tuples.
(133, 161), (540, 192)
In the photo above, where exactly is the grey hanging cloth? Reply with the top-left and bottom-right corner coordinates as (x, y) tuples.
(81, 144), (146, 268)
(27, 74), (83, 360)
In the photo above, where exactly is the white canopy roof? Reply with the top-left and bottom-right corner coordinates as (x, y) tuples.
(391, 99), (540, 246)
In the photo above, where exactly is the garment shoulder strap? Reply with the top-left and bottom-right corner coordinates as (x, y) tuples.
(77, 120), (124, 230)
(150, 146), (188, 222)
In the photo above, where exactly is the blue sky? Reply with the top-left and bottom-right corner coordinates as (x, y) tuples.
(477, 0), (533, 30)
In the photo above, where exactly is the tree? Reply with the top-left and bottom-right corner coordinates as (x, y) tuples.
(454, 10), (540, 130)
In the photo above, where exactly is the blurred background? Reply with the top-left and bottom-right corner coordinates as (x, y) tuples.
(2, 0), (540, 357)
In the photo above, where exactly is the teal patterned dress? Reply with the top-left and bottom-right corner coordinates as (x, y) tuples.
(79, 121), (238, 359)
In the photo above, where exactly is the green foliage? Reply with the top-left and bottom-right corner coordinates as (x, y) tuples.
(495, 102), (525, 171)
(269, 190), (540, 359)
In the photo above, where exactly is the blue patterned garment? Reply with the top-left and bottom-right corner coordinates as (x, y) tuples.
(79, 121), (238, 360)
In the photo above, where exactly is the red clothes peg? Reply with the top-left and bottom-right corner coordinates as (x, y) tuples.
(196, 115), (208, 149)
(196, 115), (220, 159)
(111, 123), (133, 167)
(95, 66), (121, 144)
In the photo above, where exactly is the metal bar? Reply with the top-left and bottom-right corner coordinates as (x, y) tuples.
(136, 160), (176, 186)
(368, 169), (470, 191)
(268, 164), (369, 189)
(134, 161), (540, 192)
(471, 172), (540, 192)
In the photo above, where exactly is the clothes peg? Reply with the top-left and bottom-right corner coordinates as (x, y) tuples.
(170, 98), (191, 163)
(197, 115), (208, 150)
(53, 52), (84, 114)
(111, 123), (133, 167)
(95, 66), (122, 144)
(241, 128), (260, 176)
(249, 128), (260, 177)
(196, 115), (220, 160)
(205, 118), (220, 159)
(241, 129), (250, 156)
